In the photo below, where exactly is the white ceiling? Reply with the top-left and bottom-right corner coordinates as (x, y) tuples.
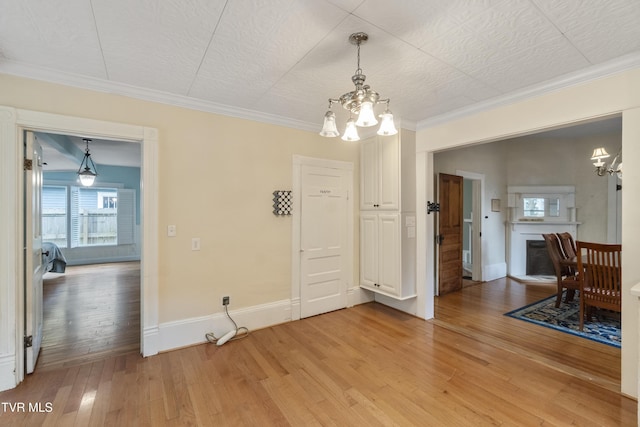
(3, 1), (640, 148)
(37, 134), (141, 171)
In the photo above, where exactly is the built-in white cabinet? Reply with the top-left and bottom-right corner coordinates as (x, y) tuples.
(360, 135), (399, 210)
(360, 213), (401, 296)
(359, 131), (416, 300)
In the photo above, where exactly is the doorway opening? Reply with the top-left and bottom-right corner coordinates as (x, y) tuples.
(457, 170), (484, 283)
(0, 106), (159, 390)
(32, 131), (143, 371)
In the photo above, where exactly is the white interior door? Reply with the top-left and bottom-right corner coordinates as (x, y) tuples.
(25, 131), (44, 374)
(300, 165), (348, 318)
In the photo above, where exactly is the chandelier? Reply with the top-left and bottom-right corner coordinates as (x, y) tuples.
(319, 32), (397, 141)
(590, 147), (622, 178)
(77, 138), (98, 187)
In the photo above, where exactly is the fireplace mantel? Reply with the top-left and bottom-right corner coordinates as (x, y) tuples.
(506, 185), (579, 276)
(508, 220), (581, 230)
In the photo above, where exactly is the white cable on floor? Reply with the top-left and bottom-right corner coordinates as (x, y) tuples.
(205, 304), (249, 345)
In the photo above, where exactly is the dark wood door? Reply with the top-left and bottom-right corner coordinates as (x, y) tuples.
(438, 173), (463, 295)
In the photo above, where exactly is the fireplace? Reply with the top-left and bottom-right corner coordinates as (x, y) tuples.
(506, 186), (578, 276)
(526, 240), (555, 276)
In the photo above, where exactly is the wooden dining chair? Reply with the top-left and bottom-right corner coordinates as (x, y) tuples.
(557, 232), (577, 259)
(576, 241), (622, 331)
(542, 233), (580, 308)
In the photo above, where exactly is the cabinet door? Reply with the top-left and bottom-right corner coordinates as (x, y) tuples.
(377, 135), (399, 210)
(360, 213), (378, 288)
(360, 137), (378, 210)
(377, 213), (401, 296)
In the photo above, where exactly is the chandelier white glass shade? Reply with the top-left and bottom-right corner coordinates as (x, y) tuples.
(591, 147), (622, 178)
(77, 138), (98, 187)
(319, 32), (398, 140)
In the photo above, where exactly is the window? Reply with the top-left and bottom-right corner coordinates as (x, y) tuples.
(76, 187), (118, 246)
(98, 191), (118, 209)
(42, 185), (135, 248)
(42, 186), (68, 247)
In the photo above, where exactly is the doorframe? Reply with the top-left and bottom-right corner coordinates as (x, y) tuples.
(0, 106), (159, 391)
(606, 174), (622, 243)
(291, 155), (355, 321)
(456, 170), (484, 281)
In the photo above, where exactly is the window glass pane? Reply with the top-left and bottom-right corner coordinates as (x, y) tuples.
(523, 197), (545, 217)
(42, 186), (67, 247)
(548, 198), (560, 217)
(77, 187), (118, 246)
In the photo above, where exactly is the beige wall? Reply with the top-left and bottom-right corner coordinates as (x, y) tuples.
(417, 68), (640, 399)
(0, 73), (360, 323)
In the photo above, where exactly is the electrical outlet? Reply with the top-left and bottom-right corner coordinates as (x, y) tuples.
(222, 296), (230, 306)
(191, 238), (200, 251)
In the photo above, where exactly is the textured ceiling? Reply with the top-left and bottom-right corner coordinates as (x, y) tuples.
(2, 0), (640, 135)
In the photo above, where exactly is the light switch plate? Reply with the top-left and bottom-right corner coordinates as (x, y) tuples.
(168, 225), (176, 237)
(191, 238), (200, 251)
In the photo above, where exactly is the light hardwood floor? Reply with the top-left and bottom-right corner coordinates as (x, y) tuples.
(0, 276), (635, 426)
(38, 262), (141, 371)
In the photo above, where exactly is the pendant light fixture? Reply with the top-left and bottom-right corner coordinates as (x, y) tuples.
(319, 32), (398, 140)
(77, 138), (98, 187)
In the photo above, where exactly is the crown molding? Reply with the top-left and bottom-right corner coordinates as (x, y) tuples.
(5, 52), (636, 136)
(0, 60), (320, 134)
(416, 52), (640, 130)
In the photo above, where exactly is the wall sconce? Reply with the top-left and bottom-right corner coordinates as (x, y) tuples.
(591, 147), (622, 179)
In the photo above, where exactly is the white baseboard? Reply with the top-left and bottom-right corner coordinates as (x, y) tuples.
(157, 299), (292, 352)
(348, 286), (374, 307)
(0, 353), (16, 392)
(66, 255), (141, 266)
(142, 326), (159, 357)
(291, 297), (301, 321)
(374, 294), (418, 316)
(483, 262), (507, 282)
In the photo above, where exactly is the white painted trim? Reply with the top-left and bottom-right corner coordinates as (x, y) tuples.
(606, 175), (622, 244)
(0, 107), (20, 391)
(0, 106), (159, 391)
(0, 354), (15, 392)
(348, 286), (374, 307)
(157, 300), (292, 352)
(483, 262), (508, 282)
(507, 185), (575, 194)
(3, 51), (639, 137)
(0, 60), (318, 133)
(291, 155), (354, 320)
(456, 170), (485, 282)
(416, 151), (434, 320)
(417, 52), (640, 130)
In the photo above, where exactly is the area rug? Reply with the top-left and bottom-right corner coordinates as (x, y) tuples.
(505, 293), (621, 348)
